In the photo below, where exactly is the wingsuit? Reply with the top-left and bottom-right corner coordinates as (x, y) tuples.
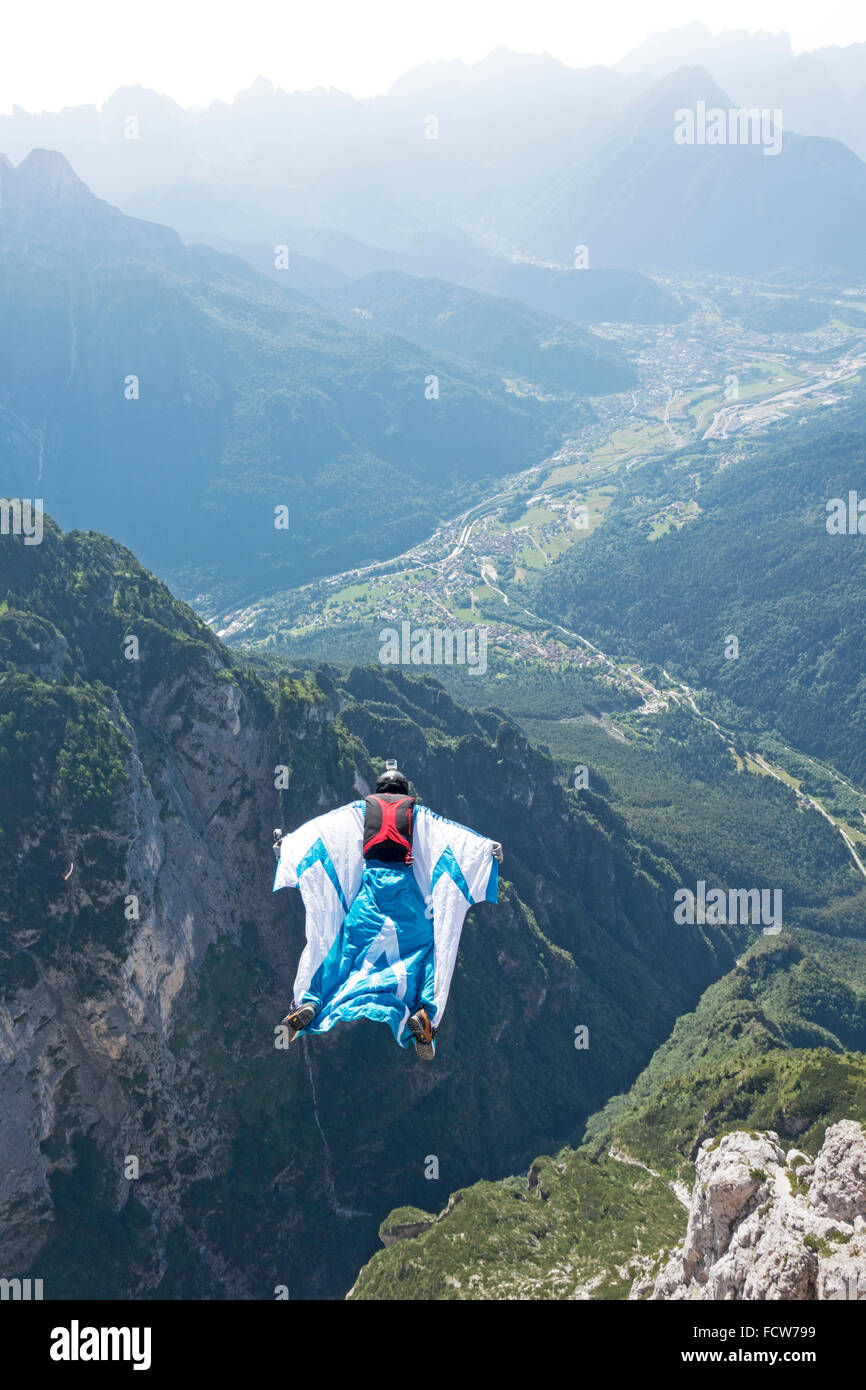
(273, 763), (503, 1059)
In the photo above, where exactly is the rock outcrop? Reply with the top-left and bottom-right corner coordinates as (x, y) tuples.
(1, 523), (738, 1299)
(647, 1121), (866, 1300)
(378, 1207), (437, 1248)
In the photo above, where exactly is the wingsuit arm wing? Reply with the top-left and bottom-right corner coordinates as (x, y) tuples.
(273, 801), (365, 1004)
(412, 805), (499, 1029)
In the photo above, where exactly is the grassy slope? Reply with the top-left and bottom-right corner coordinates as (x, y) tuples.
(350, 932), (866, 1299)
(3, 518), (754, 1298)
(531, 392), (866, 783)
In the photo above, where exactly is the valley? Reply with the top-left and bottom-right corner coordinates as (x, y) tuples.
(4, 18), (866, 1312)
(216, 274), (866, 651)
(215, 277), (866, 911)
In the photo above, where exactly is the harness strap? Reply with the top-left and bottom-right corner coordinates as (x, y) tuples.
(364, 794), (415, 864)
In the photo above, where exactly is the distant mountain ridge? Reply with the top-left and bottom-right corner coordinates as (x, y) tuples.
(618, 23), (866, 156)
(223, 228), (689, 325)
(319, 271), (638, 391)
(0, 151), (615, 608)
(517, 66), (866, 274)
(5, 39), (866, 273)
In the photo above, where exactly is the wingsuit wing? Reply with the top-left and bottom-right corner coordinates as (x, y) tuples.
(273, 801), (365, 1004)
(411, 805), (499, 1029)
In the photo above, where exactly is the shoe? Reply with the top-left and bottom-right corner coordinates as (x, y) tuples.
(407, 1007), (436, 1061)
(281, 1002), (316, 1041)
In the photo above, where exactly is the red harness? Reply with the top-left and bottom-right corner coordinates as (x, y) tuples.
(363, 793), (415, 864)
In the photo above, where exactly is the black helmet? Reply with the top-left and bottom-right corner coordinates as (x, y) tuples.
(375, 759), (409, 795)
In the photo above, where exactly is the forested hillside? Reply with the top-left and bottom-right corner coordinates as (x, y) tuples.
(0, 516), (744, 1298)
(0, 151), (613, 609)
(532, 391), (866, 781)
(350, 933), (866, 1299)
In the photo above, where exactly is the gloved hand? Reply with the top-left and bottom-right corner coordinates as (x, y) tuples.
(491, 841), (504, 862)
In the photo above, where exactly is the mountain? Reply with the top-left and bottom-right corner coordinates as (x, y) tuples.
(530, 383), (866, 784)
(319, 271), (637, 392)
(617, 24), (793, 84)
(228, 228), (689, 326)
(0, 56), (646, 254)
(0, 146), (183, 255)
(516, 67), (866, 274)
(349, 933), (866, 1299)
(619, 25), (866, 160)
(0, 151), (601, 609)
(5, 45), (866, 276)
(650, 1120), (866, 1300)
(0, 516), (743, 1298)
(471, 262), (691, 323)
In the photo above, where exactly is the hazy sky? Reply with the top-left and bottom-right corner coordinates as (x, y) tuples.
(1, 0), (864, 113)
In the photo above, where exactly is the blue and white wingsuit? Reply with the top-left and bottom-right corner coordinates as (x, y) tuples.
(273, 802), (499, 1049)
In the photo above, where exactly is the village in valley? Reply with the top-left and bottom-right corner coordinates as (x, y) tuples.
(217, 273), (866, 688)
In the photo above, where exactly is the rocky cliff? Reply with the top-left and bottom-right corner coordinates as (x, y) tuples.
(647, 1121), (866, 1300)
(0, 518), (736, 1298)
(349, 939), (866, 1299)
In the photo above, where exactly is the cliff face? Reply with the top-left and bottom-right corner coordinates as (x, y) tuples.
(648, 1121), (866, 1300)
(0, 520), (734, 1299)
(347, 1120), (866, 1304)
(348, 937), (866, 1300)
(0, 152), (577, 610)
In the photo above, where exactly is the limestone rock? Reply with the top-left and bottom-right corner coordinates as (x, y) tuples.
(809, 1119), (866, 1224)
(647, 1122), (866, 1300)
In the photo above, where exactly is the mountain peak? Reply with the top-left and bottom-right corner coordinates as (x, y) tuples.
(233, 76), (280, 107)
(618, 23), (792, 77)
(642, 63), (735, 111)
(13, 148), (92, 202)
(0, 147), (185, 265)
